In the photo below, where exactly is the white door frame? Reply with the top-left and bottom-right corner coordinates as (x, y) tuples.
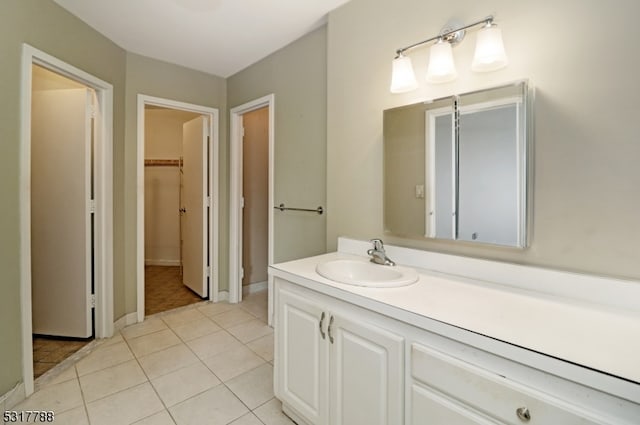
(136, 95), (219, 322)
(19, 44), (114, 396)
(229, 95), (275, 319)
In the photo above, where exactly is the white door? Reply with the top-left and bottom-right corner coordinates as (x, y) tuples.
(31, 88), (93, 338)
(330, 313), (405, 425)
(275, 285), (329, 425)
(181, 116), (208, 297)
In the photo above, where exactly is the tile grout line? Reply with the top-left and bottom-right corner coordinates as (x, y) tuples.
(73, 364), (95, 425)
(133, 312), (249, 424)
(24, 292), (272, 425)
(149, 303), (272, 424)
(122, 327), (177, 425)
(149, 312), (221, 424)
(209, 308), (274, 423)
(128, 310), (259, 424)
(127, 332), (178, 424)
(76, 337), (151, 416)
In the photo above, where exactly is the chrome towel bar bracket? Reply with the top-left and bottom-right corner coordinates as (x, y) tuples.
(274, 203), (323, 215)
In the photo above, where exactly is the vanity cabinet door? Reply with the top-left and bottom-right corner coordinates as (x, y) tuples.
(330, 313), (404, 425)
(275, 286), (329, 425)
(274, 278), (405, 425)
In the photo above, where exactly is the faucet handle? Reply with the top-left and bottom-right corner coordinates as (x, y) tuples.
(370, 239), (384, 251)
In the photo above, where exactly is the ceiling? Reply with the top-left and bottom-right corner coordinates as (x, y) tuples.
(52, 0), (352, 78)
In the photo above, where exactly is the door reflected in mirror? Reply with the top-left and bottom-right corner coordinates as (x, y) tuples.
(383, 80), (530, 247)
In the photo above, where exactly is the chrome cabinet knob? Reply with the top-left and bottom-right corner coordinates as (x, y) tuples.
(516, 406), (531, 422)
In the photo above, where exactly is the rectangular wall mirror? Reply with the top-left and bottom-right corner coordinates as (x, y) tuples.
(383, 80), (530, 247)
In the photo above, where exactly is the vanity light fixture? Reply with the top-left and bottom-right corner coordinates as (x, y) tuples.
(425, 39), (457, 83)
(471, 21), (508, 72)
(390, 52), (419, 93)
(390, 15), (508, 93)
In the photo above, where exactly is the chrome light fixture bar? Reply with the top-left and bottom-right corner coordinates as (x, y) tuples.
(390, 15), (508, 93)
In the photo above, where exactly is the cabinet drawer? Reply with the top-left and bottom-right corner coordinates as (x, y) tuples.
(411, 383), (501, 425)
(411, 343), (601, 425)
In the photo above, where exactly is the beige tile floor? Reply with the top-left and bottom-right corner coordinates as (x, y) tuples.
(144, 266), (203, 316)
(32, 266), (200, 380)
(14, 290), (295, 425)
(32, 336), (92, 378)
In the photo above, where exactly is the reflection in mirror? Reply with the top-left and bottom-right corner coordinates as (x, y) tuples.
(458, 92), (522, 245)
(383, 97), (453, 238)
(384, 81), (529, 247)
(430, 108), (455, 239)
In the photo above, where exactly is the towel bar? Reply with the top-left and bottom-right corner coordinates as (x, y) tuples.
(274, 203), (323, 215)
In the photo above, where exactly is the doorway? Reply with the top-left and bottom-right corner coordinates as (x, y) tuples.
(143, 107), (208, 315)
(30, 64), (96, 377)
(137, 96), (219, 322)
(20, 44), (114, 396)
(230, 95), (275, 323)
(241, 107), (270, 295)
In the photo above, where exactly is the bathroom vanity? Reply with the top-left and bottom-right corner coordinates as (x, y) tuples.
(269, 238), (640, 425)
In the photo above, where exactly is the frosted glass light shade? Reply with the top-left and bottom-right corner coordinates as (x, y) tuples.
(472, 25), (508, 72)
(390, 55), (418, 93)
(426, 41), (457, 83)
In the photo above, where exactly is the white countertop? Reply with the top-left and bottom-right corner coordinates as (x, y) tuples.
(270, 251), (640, 389)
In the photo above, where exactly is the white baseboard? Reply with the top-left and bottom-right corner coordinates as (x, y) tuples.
(217, 290), (229, 302)
(113, 312), (139, 331)
(243, 280), (268, 295)
(1, 381), (25, 410)
(145, 259), (181, 267)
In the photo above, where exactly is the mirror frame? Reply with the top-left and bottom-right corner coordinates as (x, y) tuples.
(383, 80), (532, 248)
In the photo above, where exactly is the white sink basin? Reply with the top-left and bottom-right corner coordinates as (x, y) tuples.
(315, 259), (418, 288)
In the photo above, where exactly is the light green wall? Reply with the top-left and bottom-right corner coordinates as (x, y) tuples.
(0, 0), (325, 397)
(227, 26), (328, 262)
(383, 102), (427, 237)
(0, 0), (126, 395)
(0, 1), (228, 396)
(327, 0), (640, 280)
(124, 52), (227, 305)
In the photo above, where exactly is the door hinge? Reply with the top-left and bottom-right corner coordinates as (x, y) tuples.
(241, 197), (245, 208)
(241, 126), (245, 138)
(240, 267), (244, 279)
(89, 199), (96, 214)
(206, 196), (212, 207)
(90, 294), (96, 309)
(206, 267), (211, 278)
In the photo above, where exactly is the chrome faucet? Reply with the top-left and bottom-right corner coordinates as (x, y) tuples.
(367, 239), (396, 266)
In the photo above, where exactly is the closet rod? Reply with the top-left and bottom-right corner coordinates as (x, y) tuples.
(144, 159), (180, 167)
